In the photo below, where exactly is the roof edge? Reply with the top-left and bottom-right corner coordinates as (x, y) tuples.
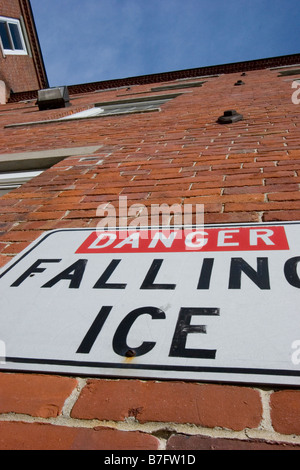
(8, 52), (300, 103)
(19, 0), (49, 90)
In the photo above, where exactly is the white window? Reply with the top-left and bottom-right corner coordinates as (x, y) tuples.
(59, 95), (181, 121)
(0, 170), (42, 196)
(94, 96), (175, 116)
(59, 107), (105, 120)
(0, 145), (102, 196)
(0, 16), (27, 55)
(5, 94), (182, 128)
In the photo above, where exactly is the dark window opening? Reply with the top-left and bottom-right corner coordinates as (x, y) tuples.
(0, 17), (27, 54)
(278, 69), (300, 77)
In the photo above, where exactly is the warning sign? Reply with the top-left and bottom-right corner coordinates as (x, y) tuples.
(0, 222), (300, 385)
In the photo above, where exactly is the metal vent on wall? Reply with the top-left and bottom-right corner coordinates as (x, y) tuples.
(37, 86), (70, 111)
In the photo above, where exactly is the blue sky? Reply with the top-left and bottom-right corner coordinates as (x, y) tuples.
(30, 0), (300, 87)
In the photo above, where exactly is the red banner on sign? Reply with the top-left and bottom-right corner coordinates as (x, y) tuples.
(76, 226), (289, 253)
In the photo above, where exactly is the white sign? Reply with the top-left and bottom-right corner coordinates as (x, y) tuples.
(1, 222), (300, 385)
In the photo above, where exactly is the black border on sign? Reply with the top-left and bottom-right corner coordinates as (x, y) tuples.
(1, 221), (300, 380)
(4, 356), (300, 378)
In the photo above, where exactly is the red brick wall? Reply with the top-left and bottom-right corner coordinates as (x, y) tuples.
(0, 0), (21, 17)
(0, 54), (40, 93)
(0, 63), (300, 450)
(0, 0), (42, 93)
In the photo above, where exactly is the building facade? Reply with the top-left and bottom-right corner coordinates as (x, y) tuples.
(0, 0), (48, 99)
(0, 1), (300, 452)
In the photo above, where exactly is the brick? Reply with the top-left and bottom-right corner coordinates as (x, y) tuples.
(166, 434), (300, 450)
(0, 222), (14, 232)
(266, 184), (300, 193)
(128, 197), (183, 207)
(65, 209), (99, 219)
(201, 203), (223, 213)
(265, 176), (300, 185)
(261, 170), (296, 179)
(188, 180), (224, 190)
(211, 167), (262, 177)
(287, 150), (300, 158)
(0, 373), (77, 418)
(0, 230), (43, 243)
(0, 205), (41, 215)
(186, 193), (265, 205)
(225, 200), (300, 212)
(2, 241), (31, 254)
(263, 210), (300, 221)
(270, 391), (300, 435)
(223, 185), (264, 195)
(71, 379), (262, 431)
(267, 191), (300, 201)
(43, 195), (84, 205)
(0, 422), (159, 450)
(151, 188), (220, 198)
(0, 243), (8, 253)
(50, 219), (91, 229)
(0, 254), (10, 267)
(0, 198), (20, 207)
(3, 192), (57, 200)
(243, 161), (276, 168)
(15, 221), (55, 231)
(211, 162), (242, 170)
(223, 177), (264, 188)
(27, 211), (67, 221)
(225, 184), (300, 196)
(204, 211), (260, 224)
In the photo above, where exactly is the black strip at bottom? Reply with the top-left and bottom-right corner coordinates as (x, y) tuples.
(4, 356), (300, 378)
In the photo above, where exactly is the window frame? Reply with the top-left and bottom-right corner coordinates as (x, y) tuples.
(0, 170), (43, 196)
(0, 145), (103, 197)
(5, 94), (183, 128)
(59, 96), (174, 120)
(0, 16), (27, 56)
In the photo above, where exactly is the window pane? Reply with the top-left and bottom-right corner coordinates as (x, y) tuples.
(9, 23), (23, 50)
(0, 22), (12, 49)
(0, 189), (14, 196)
